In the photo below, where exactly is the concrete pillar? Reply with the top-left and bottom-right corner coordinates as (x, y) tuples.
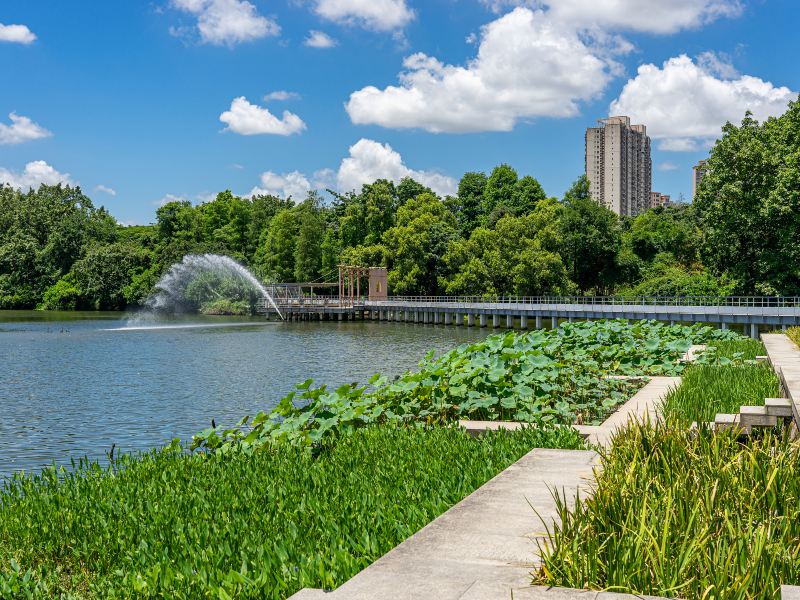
(750, 323), (758, 339)
(414, 311), (420, 323)
(670, 320), (675, 326)
(467, 314), (475, 327)
(551, 316), (558, 329)
(338, 313), (343, 322)
(782, 324), (788, 332)
(520, 315), (528, 329)
(568, 316), (574, 323)
(455, 313), (462, 326)
(721, 321), (728, 330)
(433, 312), (440, 325)
(535, 315), (542, 329)
(506, 314), (514, 329)
(479, 314), (488, 328)
(493, 314), (500, 328)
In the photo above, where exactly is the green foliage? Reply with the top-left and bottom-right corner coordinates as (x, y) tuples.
(559, 176), (621, 294)
(536, 420), (800, 598)
(39, 272), (82, 310)
(661, 362), (779, 425)
(788, 327), (800, 348)
(618, 264), (736, 297)
(199, 298), (250, 315)
(383, 193), (458, 295)
(482, 164), (518, 225)
(443, 200), (571, 296)
(194, 320), (744, 451)
(695, 100), (800, 295)
(0, 426), (582, 598)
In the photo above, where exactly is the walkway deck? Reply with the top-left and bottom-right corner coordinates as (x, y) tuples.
(762, 333), (800, 428)
(288, 448), (600, 600)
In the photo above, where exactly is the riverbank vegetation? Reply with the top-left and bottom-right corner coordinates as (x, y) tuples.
(0, 425), (583, 598)
(3, 102), (799, 310)
(535, 422), (800, 599)
(192, 320), (744, 450)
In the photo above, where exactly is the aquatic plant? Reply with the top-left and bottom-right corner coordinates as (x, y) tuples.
(535, 420), (800, 598)
(193, 319), (745, 450)
(0, 425), (584, 598)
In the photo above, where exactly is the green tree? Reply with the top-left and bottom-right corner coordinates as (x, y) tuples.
(511, 175), (547, 216)
(396, 177), (431, 206)
(695, 102), (800, 295)
(293, 196), (325, 282)
(383, 193), (459, 295)
(448, 171), (487, 235)
(70, 243), (151, 310)
(482, 164), (518, 225)
(559, 176), (621, 294)
(256, 209), (299, 281)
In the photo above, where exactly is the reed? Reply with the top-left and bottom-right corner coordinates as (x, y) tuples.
(536, 420), (800, 598)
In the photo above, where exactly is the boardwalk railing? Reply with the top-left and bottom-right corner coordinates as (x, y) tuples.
(371, 296), (800, 307)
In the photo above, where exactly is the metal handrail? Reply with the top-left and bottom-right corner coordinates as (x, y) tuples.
(365, 295), (800, 308)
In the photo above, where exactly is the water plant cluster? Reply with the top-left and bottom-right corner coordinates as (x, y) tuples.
(0, 425), (583, 598)
(193, 319), (742, 451)
(535, 421), (800, 599)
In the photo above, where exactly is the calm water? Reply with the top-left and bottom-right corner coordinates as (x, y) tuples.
(0, 311), (488, 476)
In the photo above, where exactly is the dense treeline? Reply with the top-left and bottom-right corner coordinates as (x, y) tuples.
(1, 101), (798, 311)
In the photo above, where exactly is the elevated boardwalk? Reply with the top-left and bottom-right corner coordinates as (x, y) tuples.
(258, 296), (800, 339)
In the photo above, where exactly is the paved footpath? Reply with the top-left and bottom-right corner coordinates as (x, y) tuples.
(762, 334), (800, 427)
(289, 449), (602, 600)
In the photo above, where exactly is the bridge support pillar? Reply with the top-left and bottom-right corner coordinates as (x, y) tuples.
(338, 313), (343, 322)
(520, 315), (528, 329)
(479, 314), (487, 328)
(506, 314), (514, 329)
(433, 312), (440, 325)
(750, 323), (759, 339)
(535, 315), (542, 329)
(455, 313), (462, 326)
(551, 316), (558, 329)
(783, 324), (788, 332)
(467, 314), (475, 327)
(492, 314), (500, 328)
(721, 322), (728, 330)
(670, 320), (675, 326)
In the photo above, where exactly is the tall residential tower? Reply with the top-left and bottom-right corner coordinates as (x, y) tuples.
(585, 116), (652, 217)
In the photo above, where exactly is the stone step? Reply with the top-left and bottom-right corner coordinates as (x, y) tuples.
(714, 413), (741, 433)
(755, 355), (769, 363)
(739, 405), (778, 428)
(765, 398), (794, 418)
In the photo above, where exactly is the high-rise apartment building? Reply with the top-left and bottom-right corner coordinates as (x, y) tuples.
(692, 159), (708, 199)
(585, 116), (652, 217)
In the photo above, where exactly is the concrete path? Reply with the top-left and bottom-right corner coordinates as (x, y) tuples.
(287, 449), (600, 600)
(762, 334), (800, 428)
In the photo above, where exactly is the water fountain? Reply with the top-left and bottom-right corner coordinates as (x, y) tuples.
(139, 254), (283, 320)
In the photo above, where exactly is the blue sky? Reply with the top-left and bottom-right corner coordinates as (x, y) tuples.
(0, 0), (797, 224)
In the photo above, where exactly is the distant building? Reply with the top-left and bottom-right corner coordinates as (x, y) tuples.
(692, 159), (708, 200)
(585, 116), (652, 217)
(649, 192), (671, 209)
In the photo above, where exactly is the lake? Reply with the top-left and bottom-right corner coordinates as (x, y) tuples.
(0, 311), (488, 476)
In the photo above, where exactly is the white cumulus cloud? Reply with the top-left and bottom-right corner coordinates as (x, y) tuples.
(0, 23), (36, 44)
(95, 184), (117, 196)
(304, 29), (337, 48)
(313, 0), (414, 31)
(220, 97), (306, 136)
(337, 138), (456, 197)
(345, 8), (613, 133)
(479, 0), (742, 33)
(0, 113), (51, 145)
(610, 54), (797, 151)
(249, 171), (312, 200)
(0, 161), (73, 190)
(170, 0), (279, 46)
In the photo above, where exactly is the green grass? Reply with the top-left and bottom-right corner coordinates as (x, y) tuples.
(660, 362), (780, 425)
(787, 326), (800, 348)
(704, 337), (766, 360)
(535, 420), (800, 598)
(0, 424), (584, 599)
